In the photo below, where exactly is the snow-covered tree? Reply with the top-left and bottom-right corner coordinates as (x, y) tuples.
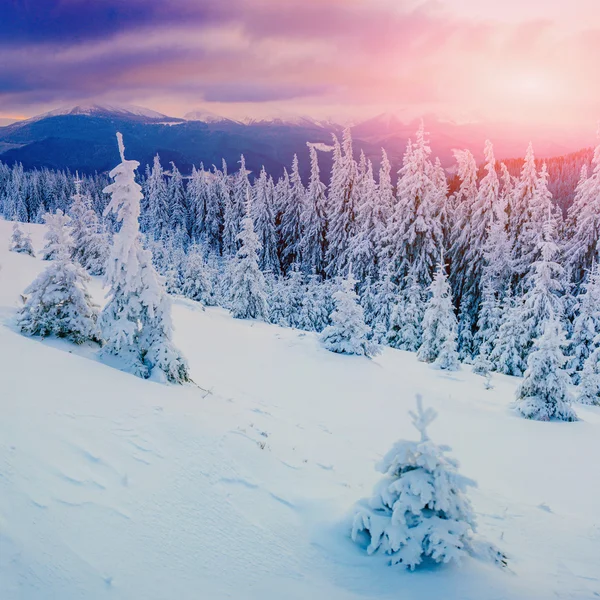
(489, 290), (527, 376)
(279, 154), (305, 272)
(565, 139), (600, 284)
(100, 133), (190, 384)
(417, 258), (459, 370)
(252, 166), (279, 274)
(18, 220), (100, 345)
(180, 246), (212, 305)
(9, 222), (35, 256)
(569, 262), (600, 382)
(326, 130), (358, 277)
(386, 123), (442, 289)
(521, 212), (565, 353)
(514, 320), (577, 422)
(321, 269), (378, 357)
(229, 196), (269, 321)
(449, 148), (479, 301)
(300, 144), (327, 276)
(387, 269), (424, 352)
(352, 396), (477, 569)
(349, 159), (381, 282)
(143, 154), (170, 239)
(42, 210), (71, 260)
(69, 177), (109, 275)
(576, 345), (600, 405)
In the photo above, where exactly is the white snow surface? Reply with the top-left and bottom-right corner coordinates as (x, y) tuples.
(1, 218), (599, 599)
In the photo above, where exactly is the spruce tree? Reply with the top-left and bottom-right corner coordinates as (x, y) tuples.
(320, 269), (378, 357)
(577, 345), (600, 405)
(18, 217), (100, 345)
(69, 177), (109, 275)
(9, 222), (35, 256)
(352, 396), (477, 569)
(569, 262), (600, 382)
(100, 133), (190, 384)
(229, 195), (269, 321)
(514, 320), (577, 422)
(252, 166), (280, 274)
(42, 210), (71, 261)
(300, 144), (327, 276)
(417, 258), (459, 370)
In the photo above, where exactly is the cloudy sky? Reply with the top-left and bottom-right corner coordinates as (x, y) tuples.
(1, 0), (599, 137)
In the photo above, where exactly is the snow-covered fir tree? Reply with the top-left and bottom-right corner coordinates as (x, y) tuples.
(514, 320), (577, 421)
(352, 396), (477, 569)
(386, 123), (443, 290)
(143, 154), (170, 239)
(41, 210), (71, 260)
(576, 344), (600, 405)
(568, 261), (600, 382)
(100, 133), (190, 384)
(325, 130), (358, 277)
(387, 269), (424, 352)
(320, 269), (378, 357)
(489, 290), (527, 376)
(300, 144), (327, 276)
(229, 195), (269, 321)
(521, 211), (565, 354)
(69, 177), (109, 275)
(279, 154), (305, 272)
(18, 218), (100, 345)
(180, 246), (212, 305)
(252, 166), (280, 274)
(9, 221), (35, 256)
(417, 257), (459, 370)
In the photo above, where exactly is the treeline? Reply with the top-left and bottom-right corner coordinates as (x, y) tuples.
(3, 125), (600, 416)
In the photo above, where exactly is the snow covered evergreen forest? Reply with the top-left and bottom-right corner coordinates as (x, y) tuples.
(3, 124), (600, 407)
(2, 126), (600, 598)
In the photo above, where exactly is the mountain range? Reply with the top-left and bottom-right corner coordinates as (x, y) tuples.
(0, 103), (591, 180)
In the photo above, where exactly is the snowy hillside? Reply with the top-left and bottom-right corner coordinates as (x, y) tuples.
(1, 217), (599, 600)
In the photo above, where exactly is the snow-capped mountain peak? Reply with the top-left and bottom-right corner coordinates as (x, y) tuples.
(28, 102), (178, 123)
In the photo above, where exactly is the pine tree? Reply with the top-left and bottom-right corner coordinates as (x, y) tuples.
(473, 280), (502, 373)
(576, 345), (600, 405)
(349, 159), (380, 282)
(386, 123), (442, 289)
(143, 154), (170, 239)
(69, 177), (109, 275)
(300, 144), (327, 276)
(521, 212), (565, 353)
(18, 217), (100, 345)
(514, 320), (577, 422)
(180, 246), (212, 305)
(387, 269), (424, 352)
(568, 262), (600, 382)
(489, 290), (527, 376)
(229, 196), (269, 321)
(320, 269), (378, 357)
(167, 162), (188, 240)
(352, 396), (477, 569)
(325, 130), (358, 277)
(417, 258), (459, 370)
(41, 210), (71, 261)
(279, 154), (305, 272)
(9, 222), (35, 256)
(100, 133), (190, 384)
(252, 166), (280, 274)
(566, 139), (600, 285)
(449, 148), (479, 303)
(510, 143), (538, 274)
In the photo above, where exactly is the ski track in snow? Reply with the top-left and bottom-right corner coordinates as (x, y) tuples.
(1, 218), (600, 599)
